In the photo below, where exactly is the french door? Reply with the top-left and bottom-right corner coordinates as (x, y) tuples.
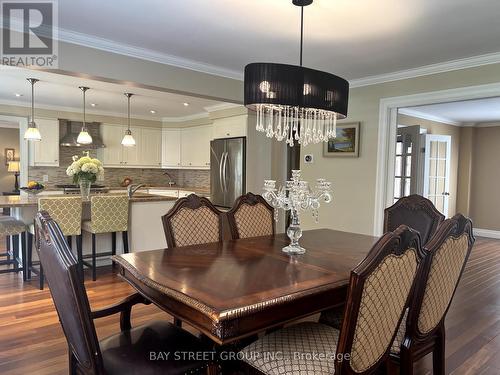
(394, 126), (421, 202)
(423, 134), (451, 217)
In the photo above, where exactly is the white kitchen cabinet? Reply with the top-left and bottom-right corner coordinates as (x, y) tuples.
(29, 118), (60, 167)
(100, 124), (124, 167)
(162, 129), (181, 168)
(140, 127), (162, 168)
(212, 115), (247, 139)
(99, 124), (161, 168)
(180, 125), (211, 169)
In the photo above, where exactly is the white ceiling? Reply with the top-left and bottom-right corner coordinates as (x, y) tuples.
(54, 0), (500, 81)
(0, 66), (232, 121)
(401, 97), (500, 125)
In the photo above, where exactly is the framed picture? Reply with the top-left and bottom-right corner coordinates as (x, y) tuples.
(4, 148), (15, 165)
(323, 122), (360, 157)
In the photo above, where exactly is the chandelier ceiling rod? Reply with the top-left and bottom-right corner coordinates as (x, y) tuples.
(300, 5), (304, 67)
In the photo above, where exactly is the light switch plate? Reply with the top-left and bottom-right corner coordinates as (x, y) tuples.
(304, 154), (314, 164)
(42, 175), (49, 182)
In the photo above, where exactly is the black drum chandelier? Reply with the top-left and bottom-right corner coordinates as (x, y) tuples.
(244, 0), (349, 147)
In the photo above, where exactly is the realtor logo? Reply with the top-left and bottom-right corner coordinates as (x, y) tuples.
(1, 0), (58, 67)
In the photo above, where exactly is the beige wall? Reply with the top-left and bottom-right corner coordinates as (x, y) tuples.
(300, 63), (500, 235)
(397, 113), (461, 216)
(0, 127), (20, 193)
(468, 125), (500, 230)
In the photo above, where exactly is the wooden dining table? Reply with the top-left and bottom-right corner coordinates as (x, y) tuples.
(113, 228), (377, 345)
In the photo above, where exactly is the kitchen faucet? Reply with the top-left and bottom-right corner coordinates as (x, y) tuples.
(163, 172), (176, 187)
(127, 183), (146, 198)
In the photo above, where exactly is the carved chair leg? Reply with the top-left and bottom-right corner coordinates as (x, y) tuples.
(68, 349), (78, 375)
(433, 325), (446, 375)
(399, 347), (413, 375)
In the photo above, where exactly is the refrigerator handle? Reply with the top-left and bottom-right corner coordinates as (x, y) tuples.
(219, 153), (225, 192)
(222, 152), (229, 193)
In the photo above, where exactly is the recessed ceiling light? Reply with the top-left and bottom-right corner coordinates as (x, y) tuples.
(183, 102), (189, 107)
(90, 103), (97, 107)
(150, 109), (156, 114)
(14, 93), (23, 97)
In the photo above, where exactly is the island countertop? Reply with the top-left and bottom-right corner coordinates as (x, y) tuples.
(0, 192), (177, 208)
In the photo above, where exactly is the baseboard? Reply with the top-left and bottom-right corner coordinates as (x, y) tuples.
(474, 228), (500, 239)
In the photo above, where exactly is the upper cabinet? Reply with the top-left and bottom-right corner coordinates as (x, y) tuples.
(212, 115), (247, 139)
(99, 124), (161, 168)
(29, 118), (60, 167)
(180, 125), (211, 169)
(162, 129), (181, 168)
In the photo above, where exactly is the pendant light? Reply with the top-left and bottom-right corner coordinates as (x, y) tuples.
(77, 86), (93, 145)
(244, 0), (349, 147)
(121, 93), (136, 147)
(24, 78), (42, 141)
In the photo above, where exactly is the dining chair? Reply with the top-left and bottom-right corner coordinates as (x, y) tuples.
(226, 192), (274, 240)
(388, 214), (475, 375)
(34, 211), (213, 375)
(320, 195), (445, 327)
(27, 196), (83, 290)
(384, 194), (445, 245)
(240, 225), (426, 375)
(162, 194), (223, 327)
(82, 195), (130, 281)
(162, 194), (223, 248)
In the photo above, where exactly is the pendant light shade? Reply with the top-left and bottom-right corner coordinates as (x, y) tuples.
(24, 78), (42, 141)
(77, 86), (93, 145)
(122, 93), (136, 147)
(244, 0), (349, 147)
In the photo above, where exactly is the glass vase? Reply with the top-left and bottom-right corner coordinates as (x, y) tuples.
(79, 179), (91, 200)
(283, 210), (306, 255)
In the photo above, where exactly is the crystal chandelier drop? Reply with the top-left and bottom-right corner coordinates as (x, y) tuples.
(244, 0), (349, 147)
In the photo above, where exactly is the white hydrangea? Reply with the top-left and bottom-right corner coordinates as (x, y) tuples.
(66, 166), (75, 176)
(81, 162), (98, 174)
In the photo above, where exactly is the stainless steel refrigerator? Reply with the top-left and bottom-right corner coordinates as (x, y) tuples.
(210, 137), (246, 208)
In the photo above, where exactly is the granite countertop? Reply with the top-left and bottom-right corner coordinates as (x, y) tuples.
(42, 185), (211, 194)
(0, 192), (177, 208)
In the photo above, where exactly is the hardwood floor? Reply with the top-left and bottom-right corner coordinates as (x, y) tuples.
(0, 236), (499, 374)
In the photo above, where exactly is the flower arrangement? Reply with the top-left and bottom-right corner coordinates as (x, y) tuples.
(66, 152), (104, 184)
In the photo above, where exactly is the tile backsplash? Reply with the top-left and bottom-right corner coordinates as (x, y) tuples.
(29, 146), (210, 189)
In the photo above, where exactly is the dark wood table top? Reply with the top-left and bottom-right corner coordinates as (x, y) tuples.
(114, 228), (377, 344)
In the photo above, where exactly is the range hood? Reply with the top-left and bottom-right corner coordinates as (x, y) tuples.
(59, 119), (105, 149)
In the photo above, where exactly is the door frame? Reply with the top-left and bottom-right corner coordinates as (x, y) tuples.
(0, 114), (29, 188)
(374, 81), (500, 235)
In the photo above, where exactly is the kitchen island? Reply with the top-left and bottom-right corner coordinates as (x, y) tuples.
(0, 192), (178, 257)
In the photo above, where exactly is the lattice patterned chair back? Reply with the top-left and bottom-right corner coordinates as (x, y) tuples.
(384, 195), (445, 245)
(38, 197), (83, 236)
(227, 192), (275, 239)
(88, 195), (129, 234)
(35, 211), (104, 374)
(407, 214), (474, 340)
(162, 194), (223, 248)
(335, 225), (426, 374)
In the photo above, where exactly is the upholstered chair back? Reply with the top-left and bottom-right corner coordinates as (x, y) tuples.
(227, 193), (275, 239)
(335, 225), (425, 374)
(89, 195), (129, 234)
(38, 197), (82, 236)
(162, 194), (223, 248)
(411, 214), (474, 336)
(384, 195), (445, 245)
(35, 211), (103, 374)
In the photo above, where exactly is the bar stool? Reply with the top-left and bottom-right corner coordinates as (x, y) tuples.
(27, 196), (83, 289)
(0, 217), (27, 280)
(82, 195), (130, 281)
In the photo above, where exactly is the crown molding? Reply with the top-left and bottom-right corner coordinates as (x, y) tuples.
(161, 112), (210, 123)
(350, 51), (500, 88)
(0, 99), (165, 122)
(203, 102), (242, 112)
(475, 121), (500, 128)
(0, 121), (19, 129)
(398, 108), (461, 126)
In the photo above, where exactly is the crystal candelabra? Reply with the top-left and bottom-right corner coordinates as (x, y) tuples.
(263, 170), (332, 255)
